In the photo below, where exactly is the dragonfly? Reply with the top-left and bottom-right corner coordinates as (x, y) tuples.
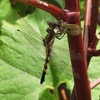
(16, 16), (82, 84)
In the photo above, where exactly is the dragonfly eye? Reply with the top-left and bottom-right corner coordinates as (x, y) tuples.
(47, 20), (60, 29)
(46, 28), (54, 35)
(67, 28), (71, 31)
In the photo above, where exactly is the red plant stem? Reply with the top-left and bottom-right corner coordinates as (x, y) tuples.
(16, 0), (81, 22)
(87, 35), (99, 59)
(88, 0), (99, 65)
(65, 0), (80, 12)
(83, 0), (92, 62)
(83, 0), (99, 62)
(88, 49), (100, 57)
(16, 0), (70, 21)
(90, 78), (100, 89)
(88, 0), (99, 45)
(65, 0), (91, 100)
(89, 35), (99, 49)
(84, 0), (99, 65)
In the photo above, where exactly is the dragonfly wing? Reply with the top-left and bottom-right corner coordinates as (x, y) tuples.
(15, 17), (46, 57)
(49, 50), (72, 83)
(52, 35), (84, 61)
(49, 35), (84, 83)
(15, 16), (83, 83)
(48, 37), (72, 83)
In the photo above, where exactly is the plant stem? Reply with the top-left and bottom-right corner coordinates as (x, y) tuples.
(16, 0), (69, 21)
(65, 0), (91, 100)
(90, 78), (100, 89)
(83, 0), (92, 62)
(84, 0), (99, 65)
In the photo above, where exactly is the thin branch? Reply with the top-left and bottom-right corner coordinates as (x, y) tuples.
(89, 0), (99, 45)
(88, 49), (100, 57)
(83, 0), (92, 61)
(90, 78), (100, 89)
(83, 0), (99, 66)
(87, 0), (99, 66)
(89, 35), (99, 49)
(87, 33), (99, 65)
(58, 83), (70, 100)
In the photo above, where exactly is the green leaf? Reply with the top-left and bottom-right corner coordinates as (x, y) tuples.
(0, 7), (73, 99)
(0, 0), (12, 22)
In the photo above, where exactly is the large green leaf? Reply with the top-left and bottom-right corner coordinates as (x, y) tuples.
(0, 0), (100, 100)
(0, 0), (12, 22)
(0, 4), (73, 100)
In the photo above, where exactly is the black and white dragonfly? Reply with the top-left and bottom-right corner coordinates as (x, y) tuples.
(16, 15), (82, 84)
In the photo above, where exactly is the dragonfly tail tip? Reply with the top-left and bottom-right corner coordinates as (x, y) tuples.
(40, 72), (46, 84)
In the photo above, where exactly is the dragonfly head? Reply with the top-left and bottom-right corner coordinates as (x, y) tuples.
(47, 20), (60, 30)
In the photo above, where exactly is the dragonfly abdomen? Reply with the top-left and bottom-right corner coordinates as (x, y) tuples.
(40, 52), (50, 84)
(40, 28), (55, 84)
